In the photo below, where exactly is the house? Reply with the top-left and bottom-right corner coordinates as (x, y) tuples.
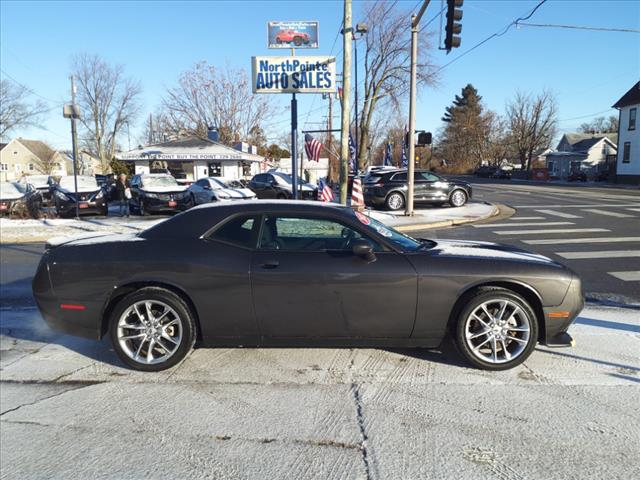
(0, 138), (68, 182)
(275, 157), (329, 184)
(612, 81), (640, 184)
(115, 129), (264, 181)
(545, 133), (617, 180)
(61, 150), (105, 176)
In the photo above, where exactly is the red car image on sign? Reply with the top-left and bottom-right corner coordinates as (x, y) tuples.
(276, 29), (310, 46)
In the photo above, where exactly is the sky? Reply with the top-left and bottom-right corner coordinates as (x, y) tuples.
(1, 0), (639, 152)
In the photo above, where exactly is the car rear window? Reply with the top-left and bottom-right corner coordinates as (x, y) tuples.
(207, 215), (260, 249)
(365, 175), (384, 184)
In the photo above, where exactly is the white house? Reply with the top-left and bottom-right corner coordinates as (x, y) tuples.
(116, 132), (264, 181)
(545, 133), (617, 180)
(0, 138), (68, 182)
(613, 81), (640, 184)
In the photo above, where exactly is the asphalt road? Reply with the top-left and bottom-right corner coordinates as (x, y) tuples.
(417, 178), (640, 305)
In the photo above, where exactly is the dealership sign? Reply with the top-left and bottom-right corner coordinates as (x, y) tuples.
(268, 21), (318, 49)
(251, 56), (336, 94)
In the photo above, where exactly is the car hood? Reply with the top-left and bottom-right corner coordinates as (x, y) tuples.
(0, 193), (25, 201)
(59, 186), (101, 194)
(427, 239), (558, 265)
(141, 185), (188, 193)
(215, 187), (256, 199)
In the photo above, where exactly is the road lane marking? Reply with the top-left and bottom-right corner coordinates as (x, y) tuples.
(626, 208), (640, 212)
(509, 216), (545, 220)
(513, 203), (640, 208)
(555, 250), (640, 259)
(608, 271), (640, 281)
(581, 209), (636, 218)
(493, 228), (610, 235)
(523, 237), (640, 245)
(474, 221), (573, 228)
(534, 209), (582, 219)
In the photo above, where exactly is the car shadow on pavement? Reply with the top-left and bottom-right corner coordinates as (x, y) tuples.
(537, 348), (640, 373)
(386, 338), (468, 368)
(575, 316), (640, 334)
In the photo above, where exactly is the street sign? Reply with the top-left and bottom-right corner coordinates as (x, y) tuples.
(268, 21), (319, 49)
(251, 56), (336, 94)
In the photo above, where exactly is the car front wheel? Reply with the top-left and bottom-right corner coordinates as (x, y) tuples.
(385, 192), (405, 211)
(449, 189), (467, 207)
(109, 287), (196, 371)
(454, 287), (538, 370)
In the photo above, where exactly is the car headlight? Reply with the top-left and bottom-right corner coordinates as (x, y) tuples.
(216, 192), (231, 199)
(144, 192), (159, 199)
(94, 190), (104, 200)
(54, 190), (69, 201)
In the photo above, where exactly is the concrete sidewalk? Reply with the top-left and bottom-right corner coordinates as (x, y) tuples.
(0, 201), (498, 243)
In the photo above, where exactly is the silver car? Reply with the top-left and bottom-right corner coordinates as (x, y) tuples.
(188, 177), (257, 205)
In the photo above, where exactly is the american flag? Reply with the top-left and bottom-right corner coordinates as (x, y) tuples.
(401, 125), (408, 167)
(384, 142), (393, 166)
(348, 132), (357, 173)
(318, 178), (334, 202)
(304, 133), (322, 162)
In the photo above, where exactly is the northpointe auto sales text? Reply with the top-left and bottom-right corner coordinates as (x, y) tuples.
(255, 59), (332, 89)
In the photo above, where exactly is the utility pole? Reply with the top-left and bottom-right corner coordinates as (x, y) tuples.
(339, 0), (352, 205)
(327, 94), (334, 182)
(407, 0), (430, 216)
(70, 76), (80, 220)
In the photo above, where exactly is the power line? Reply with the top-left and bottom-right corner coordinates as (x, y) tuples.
(0, 68), (65, 105)
(558, 108), (615, 123)
(516, 22), (640, 34)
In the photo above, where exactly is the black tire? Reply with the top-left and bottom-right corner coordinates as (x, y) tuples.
(454, 287), (538, 371)
(139, 201), (149, 216)
(293, 37), (302, 46)
(277, 193), (287, 200)
(100, 205), (108, 216)
(108, 287), (197, 372)
(385, 191), (405, 211)
(449, 189), (467, 207)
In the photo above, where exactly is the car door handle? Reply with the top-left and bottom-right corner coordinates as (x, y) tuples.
(260, 260), (280, 269)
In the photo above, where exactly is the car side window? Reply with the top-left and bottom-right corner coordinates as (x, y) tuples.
(207, 215), (260, 249)
(416, 172), (439, 182)
(391, 173), (407, 182)
(253, 174), (267, 184)
(258, 215), (380, 252)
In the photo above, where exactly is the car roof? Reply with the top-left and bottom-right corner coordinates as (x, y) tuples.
(139, 173), (173, 177)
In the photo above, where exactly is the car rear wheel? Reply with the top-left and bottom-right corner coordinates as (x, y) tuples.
(294, 37), (302, 46)
(449, 189), (467, 207)
(385, 192), (405, 211)
(109, 287), (196, 372)
(454, 288), (538, 370)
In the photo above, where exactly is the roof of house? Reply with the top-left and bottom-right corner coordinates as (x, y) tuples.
(16, 139), (57, 162)
(116, 135), (264, 162)
(0, 143), (7, 151)
(612, 81), (640, 109)
(560, 132), (617, 149)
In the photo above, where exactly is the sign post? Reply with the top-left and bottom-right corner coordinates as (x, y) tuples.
(291, 93), (298, 199)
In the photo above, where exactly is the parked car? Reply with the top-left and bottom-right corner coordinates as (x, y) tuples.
(475, 165), (498, 177)
(568, 170), (587, 182)
(0, 181), (43, 218)
(51, 175), (107, 217)
(364, 169), (472, 210)
(19, 174), (54, 204)
(491, 168), (512, 180)
(248, 172), (317, 200)
(129, 173), (193, 215)
(275, 29), (310, 46)
(33, 201), (583, 372)
(188, 177), (257, 205)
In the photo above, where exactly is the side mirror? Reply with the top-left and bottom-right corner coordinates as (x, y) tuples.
(352, 238), (376, 263)
(203, 184), (212, 190)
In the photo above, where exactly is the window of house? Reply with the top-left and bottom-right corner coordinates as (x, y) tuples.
(28, 163), (34, 171)
(623, 142), (631, 163)
(12, 151), (18, 156)
(0, 164), (8, 171)
(630, 108), (637, 131)
(208, 162), (222, 177)
(14, 164), (22, 172)
(547, 161), (555, 173)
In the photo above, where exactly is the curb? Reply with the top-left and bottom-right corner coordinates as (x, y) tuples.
(393, 202), (501, 232)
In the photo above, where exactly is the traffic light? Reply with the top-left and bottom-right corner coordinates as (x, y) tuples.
(445, 0), (463, 53)
(418, 131), (432, 146)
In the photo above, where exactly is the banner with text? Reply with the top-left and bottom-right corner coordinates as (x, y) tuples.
(268, 21), (319, 49)
(251, 56), (336, 94)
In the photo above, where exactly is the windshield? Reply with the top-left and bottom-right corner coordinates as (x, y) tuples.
(22, 175), (49, 187)
(272, 172), (292, 186)
(0, 182), (27, 197)
(59, 176), (99, 190)
(142, 175), (179, 188)
(210, 178), (244, 189)
(351, 211), (424, 251)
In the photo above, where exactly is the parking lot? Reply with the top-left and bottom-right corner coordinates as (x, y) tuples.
(1, 304), (638, 479)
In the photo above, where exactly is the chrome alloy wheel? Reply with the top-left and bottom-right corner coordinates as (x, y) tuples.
(450, 190), (467, 207)
(387, 192), (404, 210)
(463, 299), (531, 364)
(117, 300), (183, 365)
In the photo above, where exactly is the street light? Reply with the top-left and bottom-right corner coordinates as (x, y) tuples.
(63, 78), (81, 220)
(352, 23), (367, 174)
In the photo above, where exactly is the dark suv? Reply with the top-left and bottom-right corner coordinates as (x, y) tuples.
(364, 169), (472, 211)
(249, 172), (317, 200)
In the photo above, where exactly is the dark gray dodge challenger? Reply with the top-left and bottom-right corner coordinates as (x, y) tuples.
(33, 201), (584, 372)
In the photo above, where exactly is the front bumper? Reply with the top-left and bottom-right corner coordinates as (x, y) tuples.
(542, 275), (584, 347)
(58, 198), (106, 216)
(142, 195), (191, 212)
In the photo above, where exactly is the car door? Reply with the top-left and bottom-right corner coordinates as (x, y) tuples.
(412, 172), (429, 202)
(417, 172), (442, 201)
(250, 214), (418, 338)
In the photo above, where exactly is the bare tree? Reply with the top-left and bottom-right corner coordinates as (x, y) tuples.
(161, 62), (273, 145)
(72, 53), (142, 172)
(579, 115), (618, 134)
(0, 80), (48, 139)
(356, 0), (438, 169)
(506, 90), (558, 171)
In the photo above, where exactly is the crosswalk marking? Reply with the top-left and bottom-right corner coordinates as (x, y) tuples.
(474, 221), (573, 228)
(534, 209), (582, 219)
(513, 203), (640, 208)
(581, 208), (636, 218)
(555, 250), (640, 260)
(523, 237), (640, 245)
(608, 271), (640, 281)
(493, 228), (610, 235)
(509, 216), (545, 220)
